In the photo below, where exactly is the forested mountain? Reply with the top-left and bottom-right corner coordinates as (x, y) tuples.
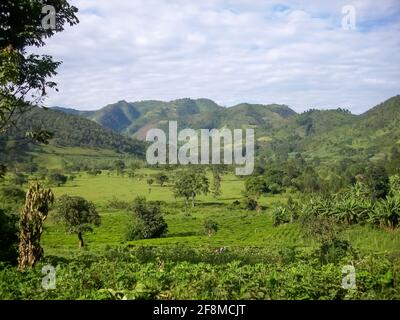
(55, 98), (296, 139)
(53, 95), (400, 165)
(0, 108), (145, 161)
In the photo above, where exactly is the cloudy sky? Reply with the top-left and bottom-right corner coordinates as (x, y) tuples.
(34, 0), (400, 113)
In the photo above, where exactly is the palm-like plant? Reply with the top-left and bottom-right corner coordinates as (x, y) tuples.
(371, 196), (400, 229)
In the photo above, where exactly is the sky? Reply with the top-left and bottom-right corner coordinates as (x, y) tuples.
(34, 0), (400, 113)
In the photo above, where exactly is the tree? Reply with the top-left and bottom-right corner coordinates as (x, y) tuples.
(302, 166), (320, 193)
(173, 169), (209, 207)
(55, 195), (101, 248)
(0, 1), (78, 175)
(126, 197), (168, 240)
(244, 176), (267, 200)
(155, 172), (169, 187)
(211, 171), (222, 198)
(18, 183), (54, 270)
(365, 164), (389, 199)
(0, 0), (79, 133)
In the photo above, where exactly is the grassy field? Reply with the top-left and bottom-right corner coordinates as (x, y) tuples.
(40, 169), (400, 257)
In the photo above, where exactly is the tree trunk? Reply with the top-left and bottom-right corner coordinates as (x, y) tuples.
(78, 232), (84, 248)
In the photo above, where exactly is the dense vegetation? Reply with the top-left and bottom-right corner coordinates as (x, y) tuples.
(0, 108), (146, 165)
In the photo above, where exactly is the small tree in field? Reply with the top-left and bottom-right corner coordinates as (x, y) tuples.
(211, 171), (222, 198)
(147, 178), (154, 193)
(155, 172), (169, 187)
(56, 195), (101, 248)
(126, 197), (168, 240)
(173, 169), (209, 207)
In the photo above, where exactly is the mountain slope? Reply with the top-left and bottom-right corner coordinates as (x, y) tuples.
(2, 108), (145, 156)
(64, 98), (296, 141)
(53, 95), (400, 165)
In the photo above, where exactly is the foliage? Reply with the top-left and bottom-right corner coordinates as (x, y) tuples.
(106, 196), (129, 210)
(0, 185), (25, 211)
(55, 195), (101, 248)
(0, 0), (78, 132)
(0, 247), (399, 300)
(0, 209), (18, 264)
(173, 169), (209, 207)
(203, 219), (219, 236)
(365, 165), (390, 200)
(154, 172), (169, 187)
(18, 183), (54, 270)
(211, 171), (222, 198)
(126, 197), (168, 240)
(273, 206), (291, 226)
(47, 171), (68, 186)
(371, 197), (400, 230)
(241, 197), (258, 211)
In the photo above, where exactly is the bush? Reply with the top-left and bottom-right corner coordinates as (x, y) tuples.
(126, 197), (168, 240)
(242, 197), (258, 211)
(300, 215), (338, 245)
(203, 219), (219, 236)
(47, 171), (68, 186)
(0, 209), (18, 264)
(272, 206), (290, 226)
(0, 185), (25, 211)
(106, 196), (129, 210)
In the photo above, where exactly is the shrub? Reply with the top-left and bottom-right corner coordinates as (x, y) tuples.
(47, 171), (68, 186)
(242, 197), (258, 211)
(300, 215), (338, 245)
(0, 209), (18, 264)
(106, 196), (129, 210)
(126, 197), (168, 240)
(203, 219), (219, 237)
(371, 196), (400, 229)
(272, 206), (290, 226)
(0, 186), (25, 211)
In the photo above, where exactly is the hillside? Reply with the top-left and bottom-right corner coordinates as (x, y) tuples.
(0, 107), (146, 159)
(52, 95), (400, 165)
(55, 98), (297, 140)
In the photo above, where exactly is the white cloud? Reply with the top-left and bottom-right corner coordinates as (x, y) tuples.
(31, 0), (400, 113)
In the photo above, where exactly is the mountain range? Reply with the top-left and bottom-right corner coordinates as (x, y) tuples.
(51, 95), (400, 163)
(2, 95), (399, 165)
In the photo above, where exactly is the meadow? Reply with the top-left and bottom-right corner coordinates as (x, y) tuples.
(1, 146), (400, 300)
(39, 170), (400, 257)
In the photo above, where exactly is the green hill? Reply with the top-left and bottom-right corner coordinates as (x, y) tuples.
(1, 107), (146, 159)
(51, 95), (400, 165)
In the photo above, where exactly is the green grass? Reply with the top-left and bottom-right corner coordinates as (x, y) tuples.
(40, 170), (400, 258)
(29, 145), (124, 170)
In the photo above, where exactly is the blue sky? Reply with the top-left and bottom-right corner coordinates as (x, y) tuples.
(35, 0), (400, 113)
